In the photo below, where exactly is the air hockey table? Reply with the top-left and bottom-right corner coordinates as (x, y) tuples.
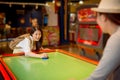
(0, 49), (98, 80)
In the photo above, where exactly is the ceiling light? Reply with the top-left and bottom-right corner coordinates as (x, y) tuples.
(22, 4), (25, 8)
(52, 0), (55, 3)
(35, 5), (38, 9)
(79, 0), (84, 4)
(9, 3), (12, 7)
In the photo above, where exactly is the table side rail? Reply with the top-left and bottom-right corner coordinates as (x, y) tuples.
(56, 49), (99, 65)
(0, 62), (11, 80)
(0, 58), (17, 80)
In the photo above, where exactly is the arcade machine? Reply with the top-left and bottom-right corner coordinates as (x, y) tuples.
(76, 5), (109, 60)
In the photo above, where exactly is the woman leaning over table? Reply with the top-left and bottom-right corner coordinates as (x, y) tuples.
(13, 27), (48, 58)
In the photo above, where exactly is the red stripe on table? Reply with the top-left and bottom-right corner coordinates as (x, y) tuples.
(0, 63), (11, 80)
(0, 58), (17, 80)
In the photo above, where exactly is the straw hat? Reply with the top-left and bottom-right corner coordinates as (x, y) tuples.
(91, 0), (120, 13)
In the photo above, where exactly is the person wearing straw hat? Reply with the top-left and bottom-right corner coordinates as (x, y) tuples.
(87, 0), (120, 80)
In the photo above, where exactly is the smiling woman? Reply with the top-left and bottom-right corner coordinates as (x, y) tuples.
(10, 27), (48, 59)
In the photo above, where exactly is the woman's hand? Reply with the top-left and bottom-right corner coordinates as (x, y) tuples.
(39, 53), (48, 58)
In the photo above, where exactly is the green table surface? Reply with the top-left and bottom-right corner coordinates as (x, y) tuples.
(3, 52), (96, 80)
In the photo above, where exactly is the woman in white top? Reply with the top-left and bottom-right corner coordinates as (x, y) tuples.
(13, 27), (48, 58)
(87, 0), (120, 80)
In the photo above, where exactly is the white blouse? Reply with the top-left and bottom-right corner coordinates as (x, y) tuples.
(13, 36), (34, 53)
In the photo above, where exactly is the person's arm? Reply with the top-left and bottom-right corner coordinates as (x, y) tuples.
(25, 51), (48, 58)
(87, 34), (120, 80)
(20, 38), (48, 58)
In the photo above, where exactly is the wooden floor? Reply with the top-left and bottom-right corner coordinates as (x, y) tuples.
(0, 41), (103, 61)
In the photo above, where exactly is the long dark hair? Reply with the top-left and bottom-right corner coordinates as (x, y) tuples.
(99, 13), (120, 25)
(106, 13), (120, 25)
(30, 27), (43, 51)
